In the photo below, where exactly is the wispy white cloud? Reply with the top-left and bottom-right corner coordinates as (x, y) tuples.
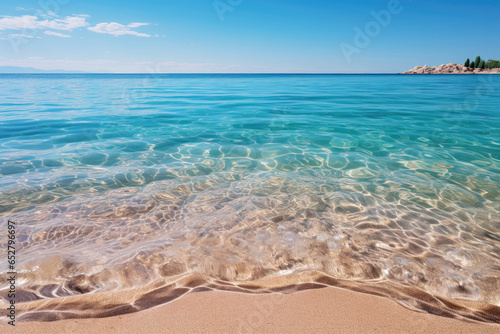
(45, 11), (58, 18)
(38, 16), (88, 31)
(88, 22), (150, 37)
(10, 33), (41, 39)
(0, 15), (88, 31)
(34, 9), (58, 18)
(127, 22), (148, 28)
(0, 15), (38, 30)
(44, 31), (71, 38)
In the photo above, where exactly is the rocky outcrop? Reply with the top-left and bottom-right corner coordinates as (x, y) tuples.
(401, 63), (500, 74)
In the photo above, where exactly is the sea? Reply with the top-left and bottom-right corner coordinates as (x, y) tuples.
(0, 74), (499, 322)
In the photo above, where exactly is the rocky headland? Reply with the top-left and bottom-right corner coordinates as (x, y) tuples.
(401, 63), (500, 74)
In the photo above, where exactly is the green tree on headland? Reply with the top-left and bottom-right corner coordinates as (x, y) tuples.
(463, 57), (500, 69)
(486, 59), (500, 69)
(474, 56), (481, 68)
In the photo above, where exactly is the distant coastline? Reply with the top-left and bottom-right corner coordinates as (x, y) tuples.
(401, 63), (500, 74)
(0, 66), (86, 74)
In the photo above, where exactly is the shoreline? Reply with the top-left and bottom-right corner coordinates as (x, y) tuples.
(401, 63), (500, 74)
(3, 287), (500, 334)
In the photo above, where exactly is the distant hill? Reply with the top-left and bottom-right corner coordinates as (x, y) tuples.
(0, 66), (85, 73)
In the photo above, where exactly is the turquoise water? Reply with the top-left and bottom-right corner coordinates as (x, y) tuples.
(1, 74), (500, 322)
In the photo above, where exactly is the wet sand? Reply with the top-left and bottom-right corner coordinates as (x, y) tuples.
(4, 287), (500, 334)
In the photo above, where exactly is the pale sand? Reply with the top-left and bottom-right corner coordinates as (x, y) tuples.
(4, 287), (500, 333)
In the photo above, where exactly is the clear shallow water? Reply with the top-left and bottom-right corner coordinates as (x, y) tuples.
(1, 74), (500, 322)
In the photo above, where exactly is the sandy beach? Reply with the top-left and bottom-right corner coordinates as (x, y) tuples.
(3, 287), (499, 334)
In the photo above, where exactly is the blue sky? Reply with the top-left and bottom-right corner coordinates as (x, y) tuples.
(0, 0), (498, 73)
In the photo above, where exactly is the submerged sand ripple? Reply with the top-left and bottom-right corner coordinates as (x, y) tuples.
(1, 170), (500, 323)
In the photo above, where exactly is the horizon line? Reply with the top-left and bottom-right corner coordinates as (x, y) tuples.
(0, 72), (403, 75)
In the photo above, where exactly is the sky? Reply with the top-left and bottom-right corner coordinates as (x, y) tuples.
(0, 0), (498, 73)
